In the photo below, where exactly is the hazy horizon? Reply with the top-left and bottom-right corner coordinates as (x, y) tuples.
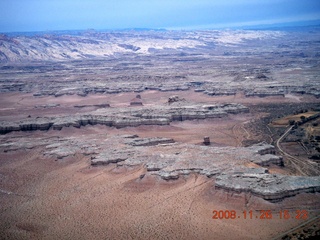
(0, 0), (320, 33)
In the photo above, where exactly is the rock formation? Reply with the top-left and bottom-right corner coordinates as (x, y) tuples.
(1, 133), (318, 202)
(0, 102), (249, 134)
(168, 95), (186, 104)
(215, 170), (320, 202)
(203, 136), (210, 145)
(74, 103), (110, 108)
(0, 30), (319, 99)
(130, 95), (143, 106)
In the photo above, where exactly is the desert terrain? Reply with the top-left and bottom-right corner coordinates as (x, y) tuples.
(0, 28), (320, 239)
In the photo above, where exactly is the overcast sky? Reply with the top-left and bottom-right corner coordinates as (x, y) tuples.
(0, 0), (320, 32)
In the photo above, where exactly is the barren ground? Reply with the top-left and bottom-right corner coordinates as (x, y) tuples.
(1, 146), (319, 240)
(1, 91), (320, 239)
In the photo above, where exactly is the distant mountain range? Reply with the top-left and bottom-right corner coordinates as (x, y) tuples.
(0, 22), (319, 63)
(242, 19), (320, 31)
(0, 30), (288, 63)
(2, 19), (320, 36)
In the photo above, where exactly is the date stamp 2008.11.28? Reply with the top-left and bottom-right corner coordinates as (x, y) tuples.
(212, 210), (309, 220)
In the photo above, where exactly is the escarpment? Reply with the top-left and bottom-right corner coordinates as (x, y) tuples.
(0, 103), (249, 134)
(2, 133), (318, 202)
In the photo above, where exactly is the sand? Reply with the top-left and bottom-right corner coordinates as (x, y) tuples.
(1, 146), (319, 240)
(1, 91), (319, 239)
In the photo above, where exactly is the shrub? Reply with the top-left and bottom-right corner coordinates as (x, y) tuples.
(289, 119), (295, 125)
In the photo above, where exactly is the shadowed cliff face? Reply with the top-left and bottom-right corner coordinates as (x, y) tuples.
(0, 103), (249, 134)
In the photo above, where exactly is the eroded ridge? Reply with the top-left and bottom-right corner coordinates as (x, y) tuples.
(215, 170), (320, 202)
(1, 30), (320, 100)
(1, 134), (319, 202)
(0, 102), (248, 134)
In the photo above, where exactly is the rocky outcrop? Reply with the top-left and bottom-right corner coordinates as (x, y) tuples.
(248, 143), (276, 155)
(203, 136), (210, 145)
(247, 143), (283, 166)
(74, 103), (110, 108)
(89, 137), (286, 181)
(253, 154), (283, 166)
(24, 83), (319, 100)
(168, 95), (185, 104)
(0, 30), (319, 99)
(125, 137), (175, 146)
(0, 115), (169, 134)
(0, 103), (249, 134)
(130, 95), (143, 106)
(204, 90), (236, 96)
(35, 104), (60, 109)
(245, 91), (285, 98)
(1, 134), (319, 202)
(91, 150), (135, 165)
(215, 170), (320, 202)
